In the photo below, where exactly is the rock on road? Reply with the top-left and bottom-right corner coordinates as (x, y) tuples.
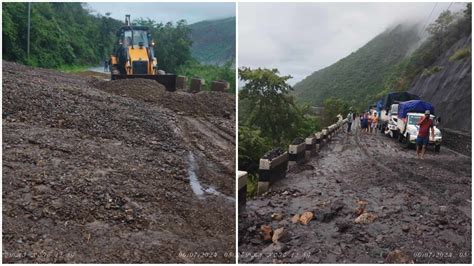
(238, 122), (471, 264)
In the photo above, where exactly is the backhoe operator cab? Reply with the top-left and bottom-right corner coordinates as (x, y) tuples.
(116, 27), (157, 75)
(110, 15), (176, 91)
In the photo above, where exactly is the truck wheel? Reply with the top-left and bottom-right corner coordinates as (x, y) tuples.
(435, 144), (441, 152)
(397, 131), (402, 142)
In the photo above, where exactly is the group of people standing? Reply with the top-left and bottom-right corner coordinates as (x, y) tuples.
(345, 109), (378, 134)
(359, 111), (378, 133)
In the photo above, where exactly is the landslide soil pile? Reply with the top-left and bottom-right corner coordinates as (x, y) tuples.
(92, 79), (235, 118)
(2, 61), (235, 263)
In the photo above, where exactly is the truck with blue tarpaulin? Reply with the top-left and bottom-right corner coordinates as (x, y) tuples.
(396, 100), (442, 151)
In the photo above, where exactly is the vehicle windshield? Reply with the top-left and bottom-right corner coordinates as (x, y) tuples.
(408, 114), (435, 125)
(123, 30), (149, 47)
(390, 104), (398, 115)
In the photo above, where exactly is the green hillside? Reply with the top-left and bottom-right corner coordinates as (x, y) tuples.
(189, 17), (236, 65)
(2, 2), (122, 68)
(293, 24), (421, 109)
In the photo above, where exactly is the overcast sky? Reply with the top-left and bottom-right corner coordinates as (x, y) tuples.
(87, 2), (235, 24)
(239, 2), (465, 85)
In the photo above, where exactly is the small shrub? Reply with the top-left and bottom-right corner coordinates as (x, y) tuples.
(449, 47), (471, 61)
(422, 66), (444, 76)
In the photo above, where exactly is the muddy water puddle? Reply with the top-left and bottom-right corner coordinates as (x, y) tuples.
(187, 152), (234, 202)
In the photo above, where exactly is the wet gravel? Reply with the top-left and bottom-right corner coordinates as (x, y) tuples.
(291, 137), (305, 145)
(239, 121), (471, 263)
(263, 147), (285, 160)
(2, 61), (235, 263)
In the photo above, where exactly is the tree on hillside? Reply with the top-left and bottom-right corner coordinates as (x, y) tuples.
(238, 126), (271, 175)
(321, 97), (350, 127)
(239, 67), (312, 146)
(2, 2), (122, 68)
(134, 18), (193, 73)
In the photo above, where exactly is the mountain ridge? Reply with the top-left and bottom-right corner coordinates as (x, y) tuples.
(293, 24), (422, 109)
(189, 17), (236, 65)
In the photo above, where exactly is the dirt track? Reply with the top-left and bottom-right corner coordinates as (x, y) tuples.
(238, 121), (471, 263)
(2, 61), (235, 263)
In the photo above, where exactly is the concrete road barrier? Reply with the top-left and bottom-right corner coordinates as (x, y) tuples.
(322, 128), (328, 144)
(238, 171), (248, 212)
(328, 124), (335, 139)
(258, 152), (289, 194)
(190, 78), (204, 93)
(315, 132), (322, 151)
(289, 142), (306, 167)
(305, 136), (316, 158)
(211, 80), (229, 92)
(176, 76), (187, 90)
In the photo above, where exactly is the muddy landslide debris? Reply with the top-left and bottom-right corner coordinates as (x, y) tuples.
(2, 61), (235, 263)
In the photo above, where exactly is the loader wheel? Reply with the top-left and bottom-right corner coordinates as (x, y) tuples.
(435, 144), (441, 152)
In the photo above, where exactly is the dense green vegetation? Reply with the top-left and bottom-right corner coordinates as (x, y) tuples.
(321, 97), (351, 126)
(132, 18), (192, 74)
(238, 67), (321, 196)
(293, 24), (421, 110)
(2, 2), (235, 91)
(2, 2), (121, 68)
(177, 61), (235, 92)
(189, 17), (236, 66)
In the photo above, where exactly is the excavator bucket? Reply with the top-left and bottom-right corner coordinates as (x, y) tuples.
(111, 74), (177, 92)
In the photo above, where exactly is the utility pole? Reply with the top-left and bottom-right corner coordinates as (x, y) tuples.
(27, 2), (31, 61)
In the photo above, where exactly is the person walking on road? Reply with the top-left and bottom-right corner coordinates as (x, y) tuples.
(361, 112), (368, 133)
(366, 112), (372, 133)
(371, 113), (378, 134)
(367, 112), (371, 133)
(416, 110), (435, 159)
(104, 60), (109, 72)
(347, 110), (353, 132)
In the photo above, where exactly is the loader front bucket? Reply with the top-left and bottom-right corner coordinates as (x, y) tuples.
(111, 74), (177, 92)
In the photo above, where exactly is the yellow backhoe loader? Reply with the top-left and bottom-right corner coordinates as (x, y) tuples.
(110, 15), (176, 91)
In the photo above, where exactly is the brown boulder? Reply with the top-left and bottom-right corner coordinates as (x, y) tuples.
(299, 211), (314, 225)
(385, 249), (414, 263)
(272, 227), (289, 243)
(260, 225), (273, 241)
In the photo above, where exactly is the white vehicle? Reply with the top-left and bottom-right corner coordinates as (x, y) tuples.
(397, 112), (442, 152)
(383, 104), (399, 138)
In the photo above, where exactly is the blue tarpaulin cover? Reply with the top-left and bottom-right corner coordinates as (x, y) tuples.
(383, 92), (420, 110)
(375, 99), (384, 112)
(398, 100), (435, 118)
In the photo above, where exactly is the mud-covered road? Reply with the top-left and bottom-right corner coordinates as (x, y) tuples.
(239, 121), (471, 263)
(2, 61), (235, 263)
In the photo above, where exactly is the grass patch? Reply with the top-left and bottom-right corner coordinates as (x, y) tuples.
(56, 64), (94, 73)
(422, 66), (444, 76)
(177, 61), (236, 93)
(449, 47), (471, 62)
(246, 173), (259, 198)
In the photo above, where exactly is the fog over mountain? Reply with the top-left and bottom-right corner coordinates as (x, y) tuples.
(239, 2), (464, 85)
